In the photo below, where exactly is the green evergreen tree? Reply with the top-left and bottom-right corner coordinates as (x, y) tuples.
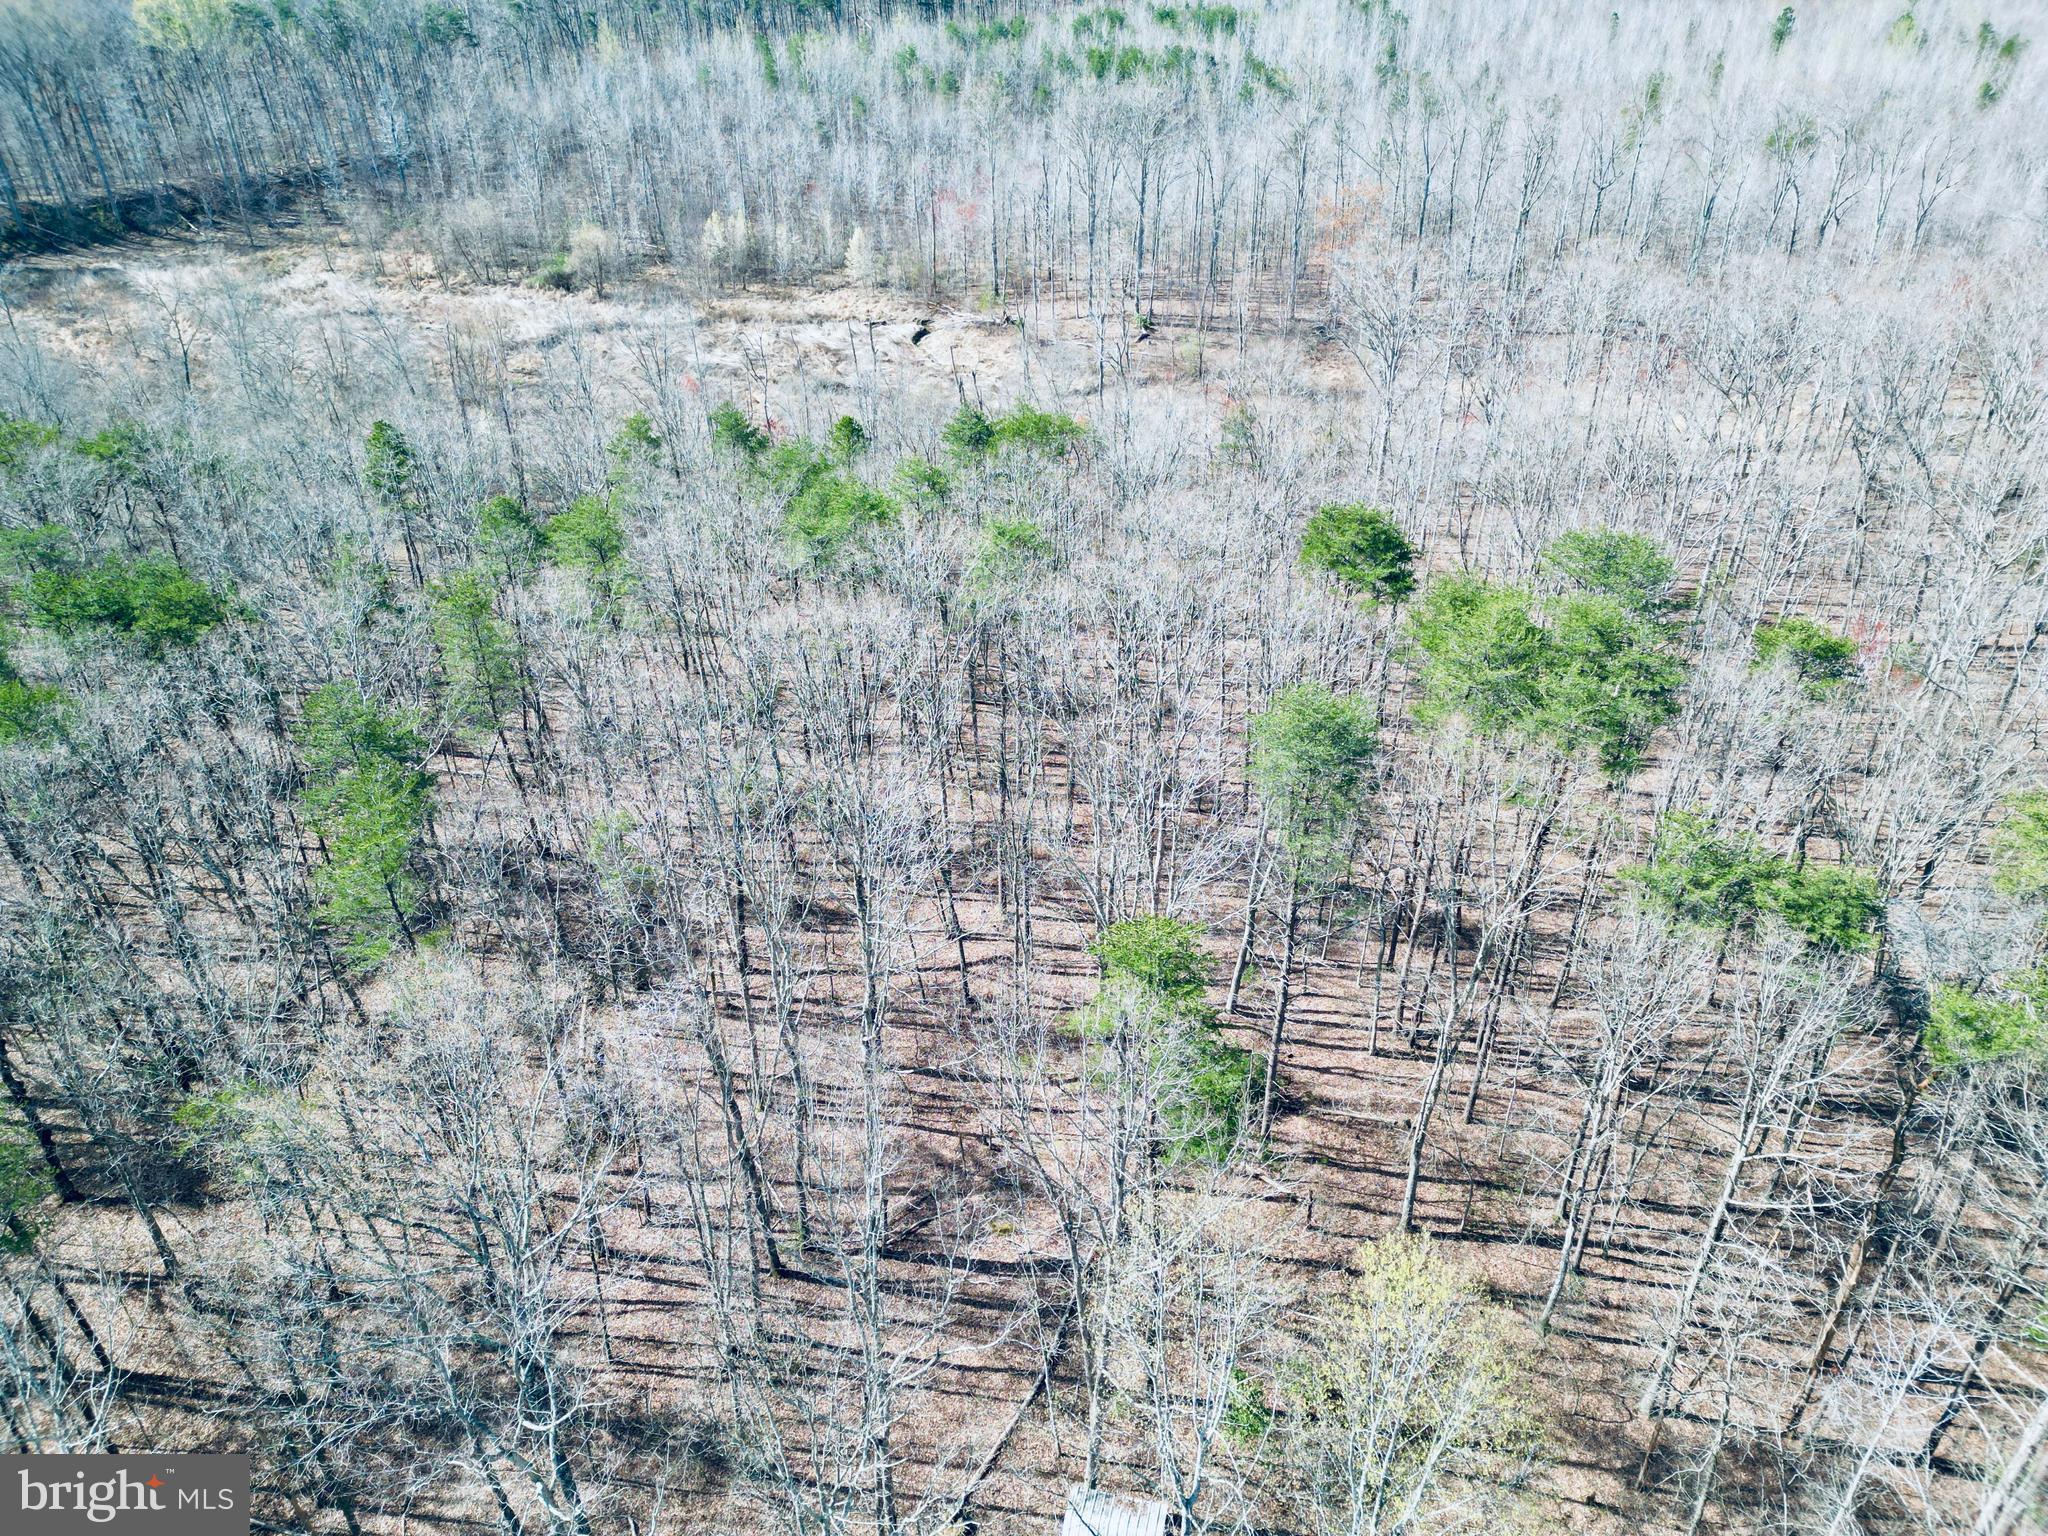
(607, 412), (663, 485)
(1753, 615), (1859, 696)
(1249, 682), (1378, 870)
(942, 401), (997, 461)
(709, 401), (769, 460)
(1628, 810), (1882, 953)
(544, 494), (631, 608)
(1541, 529), (1679, 615)
(1079, 917), (1261, 1163)
(430, 569), (523, 726)
(1990, 790), (2048, 906)
(1299, 504), (1417, 605)
(476, 495), (542, 578)
(295, 683), (433, 968)
(827, 414), (870, 462)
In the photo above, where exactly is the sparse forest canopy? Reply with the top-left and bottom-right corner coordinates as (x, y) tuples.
(0, 2), (2045, 1536)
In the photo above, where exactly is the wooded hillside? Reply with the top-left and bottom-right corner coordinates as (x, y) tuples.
(0, 3), (2045, 1534)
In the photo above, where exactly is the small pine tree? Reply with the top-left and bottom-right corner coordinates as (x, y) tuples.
(430, 569), (523, 726)
(827, 414), (870, 462)
(295, 683), (433, 968)
(942, 401), (997, 461)
(709, 401), (770, 460)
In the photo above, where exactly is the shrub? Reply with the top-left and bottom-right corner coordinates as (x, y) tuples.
(1156, 1025), (1263, 1163)
(1076, 918), (1260, 1163)
(529, 251), (575, 291)
(364, 420), (419, 506)
(944, 401), (1088, 462)
(786, 476), (900, 564)
(1767, 864), (1883, 952)
(1093, 915), (1212, 1000)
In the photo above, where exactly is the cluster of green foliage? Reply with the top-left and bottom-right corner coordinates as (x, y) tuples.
(0, 417), (59, 472)
(430, 571), (523, 727)
(890, 42), (963, 97)
(0, 525), (233, 655)
(710, 400), (771, 460)
(1992, 791), (2048, 906)
(0, 1125), (53, 1254)
(1299, 503), (1416, 606)
(0, 619), (63, 744)
(893, 456), (953, 512)
(1405, 531), (1685, 778)
(1628, 810), (1883, 953)
(607, 412), (663, 484)
(1974, 20), (2028, 105)
(1925, 787), (2048, 1072)
(826, 414), (869, 463)
(1249, 683), (1378, 872)
(713, 402), (904, 565)
(1153, 4), (1243, 39)
(1540, 529), (1680, 616)
(966, 518), (1057, 601)
(946, 16), (1032, 48)
(544, 494), (630, 604)
(295, 683), (433, 969)
(364, 419), (418, 506)
(1072, 8), (1128, 39)
(943, 401), (1089, 462)
(1282, 1235), (1536, 1525)
(529, 251), (575, 291)
(768, 444), (901, 563)
(1080, 916), (1261, 1164)
(170, 1079), (298, 1187)
(74, 422), (151, 478)
(477, 494), (543, 577)
(1753, 614), (1858, 696)
(1927, 972), (2046, 1072)
(1221, 1364), (1274, 1442)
